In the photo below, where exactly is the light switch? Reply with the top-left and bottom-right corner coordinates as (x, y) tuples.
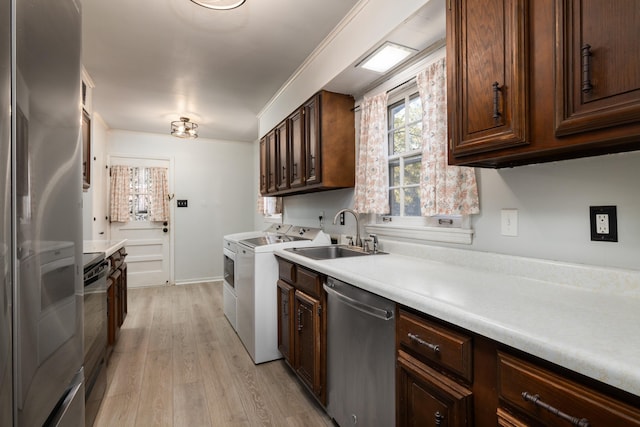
(177, 199), (188, 208)
(501, 209), (518, 237)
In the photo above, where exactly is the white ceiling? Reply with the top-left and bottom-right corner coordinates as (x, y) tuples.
(82, 0), (445, 142)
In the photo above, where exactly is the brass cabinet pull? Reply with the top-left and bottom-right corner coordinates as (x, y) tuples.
(407, 333), (440, 353)
(581, 44), (593, 93)
(492, 81), (501, 119)
(521, 392), (590, 427)
(297, 308), (303, 331)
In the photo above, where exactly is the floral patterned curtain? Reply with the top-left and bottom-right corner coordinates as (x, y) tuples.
(354, 92), (390, 214)
(110, 165), (131, 222)
(149, 167), (170, 222)
(417, 58), (480, 216)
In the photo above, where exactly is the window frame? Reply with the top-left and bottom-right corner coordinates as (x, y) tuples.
(387, 90), (423, 217)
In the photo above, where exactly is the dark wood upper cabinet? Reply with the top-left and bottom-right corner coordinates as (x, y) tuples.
(288, 108), (305, 188)
(448, 1), (640, 168)
(303, 94), (321, 185)
(259, 90), (354, 196)
(259, 136), (268, 195)
(447, 0), (529, 158)
(266, 130), (277, 193)
(275, 120), (289, 191)
(555, 0), (640, 136)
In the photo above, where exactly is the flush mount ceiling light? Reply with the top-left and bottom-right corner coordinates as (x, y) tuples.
(357, 41), (417, 73)
(171, 117), (199, 139)
(190, 0), (246, 10)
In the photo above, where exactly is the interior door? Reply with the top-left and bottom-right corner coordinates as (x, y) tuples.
(109, 156), (173, 288)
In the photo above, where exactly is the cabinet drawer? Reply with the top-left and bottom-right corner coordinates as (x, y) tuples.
(277, 258), (296, 284)
(397, 350), (473, 426)
(398, 309), (472, 382)
(497, 352), (640, 427)
(295, 266), (322, 298)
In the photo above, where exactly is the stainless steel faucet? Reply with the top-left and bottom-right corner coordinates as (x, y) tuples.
(333, 208), (361, 247)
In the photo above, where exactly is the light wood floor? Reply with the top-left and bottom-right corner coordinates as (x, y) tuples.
(94, 282), (334, 427)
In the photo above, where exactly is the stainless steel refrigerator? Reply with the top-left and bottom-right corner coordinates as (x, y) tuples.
(3, 0), (85, 425)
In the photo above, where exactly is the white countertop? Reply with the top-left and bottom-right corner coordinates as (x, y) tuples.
(83, 239), (127, 257)
(275, 246), (640, 397)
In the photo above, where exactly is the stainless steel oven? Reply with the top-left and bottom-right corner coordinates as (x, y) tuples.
(83, 252), (108, 427)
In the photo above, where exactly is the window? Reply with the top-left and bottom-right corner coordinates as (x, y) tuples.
(379, 84), (468, 232)
(129, 167), (152, 221)
(388, 90), (422, 216)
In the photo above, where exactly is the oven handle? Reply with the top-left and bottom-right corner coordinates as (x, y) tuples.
(223, 247), (236, 260)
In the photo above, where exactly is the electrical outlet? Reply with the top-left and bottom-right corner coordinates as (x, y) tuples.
(595, 214), (609, 234)
(590, 206), (617, 242)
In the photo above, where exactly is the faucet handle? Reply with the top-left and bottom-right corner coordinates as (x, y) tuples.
(363, 238), (372, 253)
(369, 234), (379, 253)
(345, 235), (354, 246)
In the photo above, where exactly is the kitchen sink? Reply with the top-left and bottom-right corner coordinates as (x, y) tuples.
(285, 245), (387, 260)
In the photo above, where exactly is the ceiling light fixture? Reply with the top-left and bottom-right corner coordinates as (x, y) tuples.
(171, 117), (199, 139)
(190, 0), (246, 10)
(357, 41), (417, 73)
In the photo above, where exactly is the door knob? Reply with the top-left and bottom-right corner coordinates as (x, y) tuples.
(163, 227), (168, 233)
(163, 221), (168, 226)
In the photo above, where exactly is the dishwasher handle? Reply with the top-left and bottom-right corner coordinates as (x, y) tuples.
(323, 283), (394, 321)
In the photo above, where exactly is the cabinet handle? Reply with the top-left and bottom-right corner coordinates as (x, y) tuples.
(297, 308), (303, 331)
(581, 44), (593, 93)
(521, 392), (590, 427)
(309, 155), (315, 173)
(434, 411), (445, 426)
(292, 163), (298, 178)
(407, 333), (440, 353)
(492, 81), (501, 120)
(283, 300), (288, 316)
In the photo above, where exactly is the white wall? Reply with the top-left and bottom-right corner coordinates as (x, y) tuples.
(108, 130), (255, 283)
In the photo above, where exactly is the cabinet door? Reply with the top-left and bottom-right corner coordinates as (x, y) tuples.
(288, 108), (305, 188)
(267, 130), (277, 193)
(259, 136), (268, 194)
(555, 0), (640, 136)
(397, 350), (472, 427)
(277, 280), (294, 365)
(294, 291), (321, 396)
(447, 0), (529, 158)
(275, 120), (289, 190)
(304, 94), (321, 185)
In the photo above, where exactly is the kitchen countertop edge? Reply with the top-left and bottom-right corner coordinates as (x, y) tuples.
(83, 239), (127, 257)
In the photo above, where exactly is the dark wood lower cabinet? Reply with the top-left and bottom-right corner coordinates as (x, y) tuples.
(276, 257), (326, 405)
(106, 248), (127, 361)
(397, 350), (473, 426)
(397, 306), (640, 426)
(277, 280), (294, 364)
(294, 291), (321, 396)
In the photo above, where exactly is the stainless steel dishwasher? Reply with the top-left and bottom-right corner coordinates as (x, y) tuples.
(325, 277), (395, 427)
